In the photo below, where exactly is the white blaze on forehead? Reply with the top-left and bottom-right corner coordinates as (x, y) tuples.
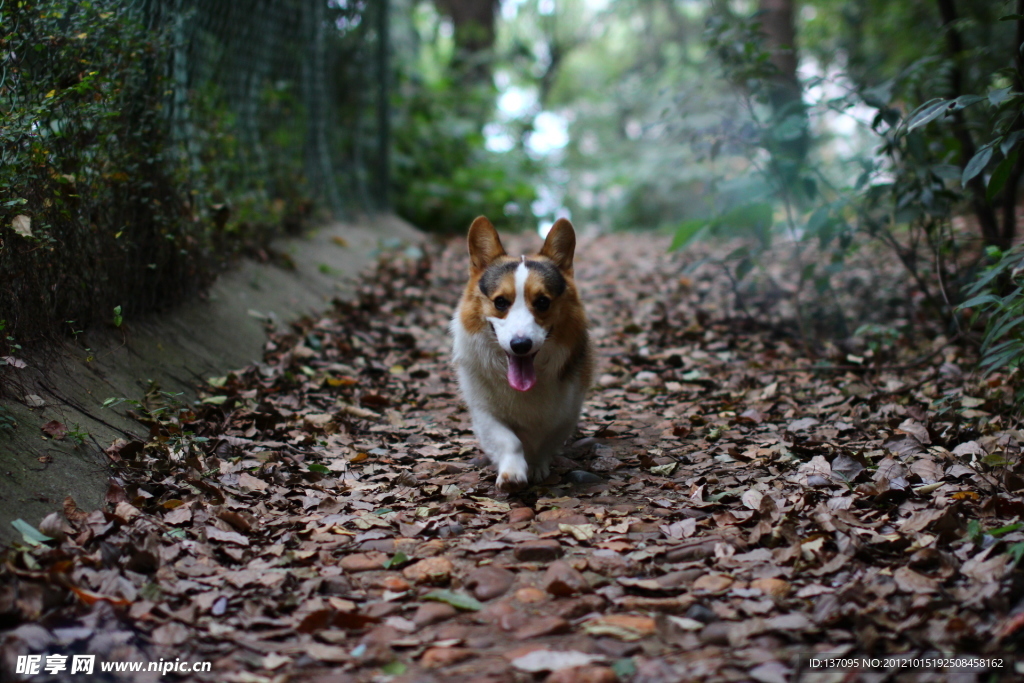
(486, 260), (548, 353)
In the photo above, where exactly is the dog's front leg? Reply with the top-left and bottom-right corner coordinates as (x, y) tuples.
(471, 410), (529, 492)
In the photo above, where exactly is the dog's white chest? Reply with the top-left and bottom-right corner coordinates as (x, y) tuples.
(450, 312), (584, 485)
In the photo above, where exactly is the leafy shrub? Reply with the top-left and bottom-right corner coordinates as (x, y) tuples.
(671, 2), (1023, 347)
(958, 246), (1024, 390)
(0, 0), (203, 351)
(391, 79), (538, 233)
(389, 4), (539, 233)
(0, 0), (368, 353)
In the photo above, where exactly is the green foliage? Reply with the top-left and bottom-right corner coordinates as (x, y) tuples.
(897, 81), (1024, 245)
(66, 423), (89, 446)
(390, 80), (539, 231)
(671, 202), (775, 252)
(966, 518), (1024, 565)
(525, 0), (726, 233)
(666, 9), (857, 338)
(854, 323), (901, 353)
(662, 0), (1024, 348)
(0, 0), (380, 351)
(0, 406), (17, 433)
(958, 246), (1024, 389)
(798, 0), (1023, 255)
(0, 0), (198, 350)
(383, 551), (409, 569)
(389, 2), (539, 232)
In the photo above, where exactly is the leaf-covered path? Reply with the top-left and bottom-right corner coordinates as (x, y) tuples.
(4, 232), (1024, 682)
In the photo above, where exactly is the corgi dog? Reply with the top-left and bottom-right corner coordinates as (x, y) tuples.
(450, 216), (593, 492)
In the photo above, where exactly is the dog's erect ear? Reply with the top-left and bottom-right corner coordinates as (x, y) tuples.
(540, 218), (576, 274)
(467, 216), (506, 273)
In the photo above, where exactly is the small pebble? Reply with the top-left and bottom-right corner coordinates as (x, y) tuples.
(542, 560), (590, 597)
(402, 556), (453, 585)
(465, 565), (516, 601)
(515, 587), (548, 603)
(513, 615), (571, 640)
(412, 602), (457, 627)
(514, 539), (562, 562)
(565, 470), (604, 484)
(698, 620), (731, 646)
(381, 575), (410, 592)
(339, 552), (387, 573)
(553, 594), (606, 620)
(685, 603), (717, 624)
(509, 507), (535, 524)
(475, 599), (517, 626)
(420, 647), (473, 668)
(545, 666), (619, 683)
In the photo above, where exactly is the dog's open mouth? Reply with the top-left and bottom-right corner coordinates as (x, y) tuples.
(506, 353), (537, 392)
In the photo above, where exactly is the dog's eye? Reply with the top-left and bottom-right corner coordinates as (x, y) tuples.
(493, 296), (510, 311)
(533, 296), (550, 312)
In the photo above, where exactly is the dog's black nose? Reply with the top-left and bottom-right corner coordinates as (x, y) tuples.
(510, 337), (532, 355)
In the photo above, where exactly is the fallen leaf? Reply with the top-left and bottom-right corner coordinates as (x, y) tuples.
(40, 420), (68, 439)
(511, 650), (606, 673)
(582, 614), (656, 640)
(12, 214), (31, 237)
(422, 590), (482, 611)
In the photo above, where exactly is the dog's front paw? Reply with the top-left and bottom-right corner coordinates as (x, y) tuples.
(496, 464), (529, 493)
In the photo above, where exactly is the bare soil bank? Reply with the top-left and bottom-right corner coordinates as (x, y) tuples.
(0, 215), (422, 545)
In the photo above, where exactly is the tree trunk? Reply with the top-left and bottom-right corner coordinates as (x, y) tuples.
(757, 0), (809, 181)
(434, 0), (498, 87)
(936, 0), (1002, 247)
(376, 0), (390, 210)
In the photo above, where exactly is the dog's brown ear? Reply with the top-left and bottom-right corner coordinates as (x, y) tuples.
(467, 216), (506, 272)
(540, 218), (576, 274)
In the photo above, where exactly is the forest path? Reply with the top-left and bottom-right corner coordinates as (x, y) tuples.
(2, 231), (1022, 683)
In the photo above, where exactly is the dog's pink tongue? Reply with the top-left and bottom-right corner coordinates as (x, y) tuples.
(507, 354), (537, 392)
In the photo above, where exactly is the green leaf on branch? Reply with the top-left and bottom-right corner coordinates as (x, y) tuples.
(930, 164), (962, 181)
(904, 98), (949, 131)
(1001, 130), (1024, 156)
(958, 293), (1000, 309)
(989, 87), (1015, 106)
(962, 146), (994, 186)
(987, 151), (1019, 201)
(948, 94), (986, 111)
(669, 218), (707, 251)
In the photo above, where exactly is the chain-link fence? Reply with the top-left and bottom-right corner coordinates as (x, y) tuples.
(0, 0), (389, 351)
(149, 0), (390, 215)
